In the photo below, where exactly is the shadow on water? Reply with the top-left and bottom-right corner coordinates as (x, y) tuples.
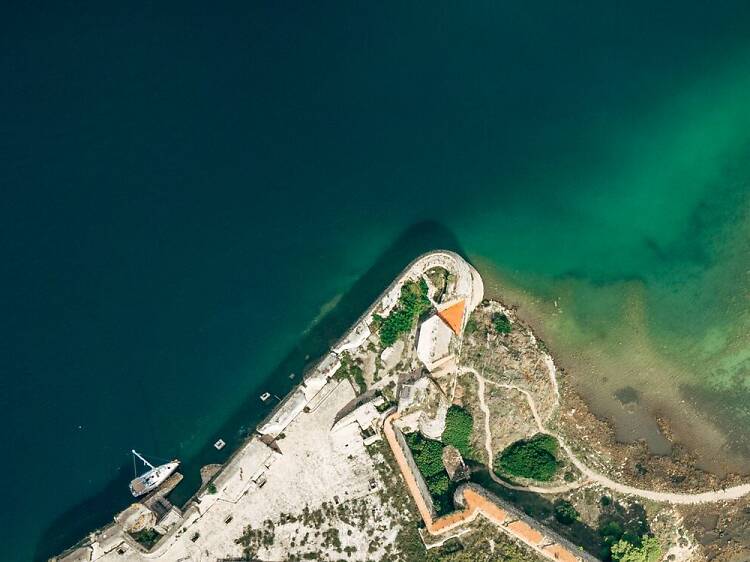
(34, 461), (133, 562)
(471, 470), (651, 561)
(36, 220), (468, 561)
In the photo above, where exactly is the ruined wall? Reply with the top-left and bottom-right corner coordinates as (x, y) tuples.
(456, 484), (602, 562)
(392, 425), (436, 516)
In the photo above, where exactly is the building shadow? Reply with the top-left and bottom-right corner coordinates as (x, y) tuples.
(471, 470), (650, 561)
(35, 460), (132, 562)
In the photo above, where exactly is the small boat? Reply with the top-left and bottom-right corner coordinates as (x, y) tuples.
(129, 450), (180, 497)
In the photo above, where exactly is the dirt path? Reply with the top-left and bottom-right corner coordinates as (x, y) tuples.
(464, 366), (750, 505)
(475, 374), (588, 495)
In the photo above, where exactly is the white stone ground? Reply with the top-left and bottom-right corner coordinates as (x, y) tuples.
(60, 251), (486, 562)
(85, 382), (398, 561)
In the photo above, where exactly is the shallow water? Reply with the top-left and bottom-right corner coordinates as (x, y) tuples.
(3, 2), (750, 560)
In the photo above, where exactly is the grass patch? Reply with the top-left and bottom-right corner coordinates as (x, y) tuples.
(441, 405), (474, 459)
(374, 279), (432, 347)
(494, 433), (559, 481)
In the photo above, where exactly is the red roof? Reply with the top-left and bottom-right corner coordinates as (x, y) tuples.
(437, 300), (465, 335)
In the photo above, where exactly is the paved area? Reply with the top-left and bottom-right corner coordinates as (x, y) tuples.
(77, 382), (383, 561)
(56, 251), (486, 562)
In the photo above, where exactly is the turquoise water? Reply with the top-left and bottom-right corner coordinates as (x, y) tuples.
(3, 2), (750, 559)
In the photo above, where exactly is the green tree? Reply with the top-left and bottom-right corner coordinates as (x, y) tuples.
(610, 536), (661, 562)
(441, 406), (474, 458)
(598, 520), (623, 547)
(492, 312), (512, 334)
(376, 279), (432, 347)
(494, 433), (559, 481)
(405, 432), (454, 515)
(426, 473), (451, 497)
(553, 499), (579, 524)
(406, 432), (445, 478)
(130, 528), (162, 549)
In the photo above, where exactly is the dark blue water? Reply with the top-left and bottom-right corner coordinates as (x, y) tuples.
(3, 2), (750, 560)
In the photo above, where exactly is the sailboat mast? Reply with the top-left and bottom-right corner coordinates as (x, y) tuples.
(132, 449), (155, 470)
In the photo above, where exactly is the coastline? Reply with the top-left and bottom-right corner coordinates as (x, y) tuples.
(52, 250), (481, 561)
(475, 258), (750, 493)
(38, 222), (469, 562)
(53, 249), (750, 561)
(471, 254), (750, 479)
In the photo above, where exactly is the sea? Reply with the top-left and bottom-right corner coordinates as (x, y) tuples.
(2, 2), (750, 560)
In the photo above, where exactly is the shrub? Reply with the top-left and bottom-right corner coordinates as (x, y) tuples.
(494, 433), (559, 481)
(333, 352), (366, 393)
(441, 405), (474, 459)
(376, 279), (432, 347)
(206, 483), (217, 494)
(610, 536), (661, 562)
(553, 499), (579, 524)
(130, 528), (162, 549)
(351, 364), (366, 393)
(492, 312), (512, 334)
(599, 520), (624, 546)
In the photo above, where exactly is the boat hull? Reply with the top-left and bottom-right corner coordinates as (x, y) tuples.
(129, 461), (180, 497)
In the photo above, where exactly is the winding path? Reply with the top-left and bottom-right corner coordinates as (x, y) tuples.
(464, 366), (750, 505)
(475, 373), (589, 495)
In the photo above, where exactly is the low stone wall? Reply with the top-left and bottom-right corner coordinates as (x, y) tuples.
(445, 483), (601, 562)
(392, 425), (436, 516)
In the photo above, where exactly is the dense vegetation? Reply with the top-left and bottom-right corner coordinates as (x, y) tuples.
(441, 405), (474, 459)
(492, 312), (512, 334)
(130, 528), (162, 549)
(494, 433), (559, 481)
(610, 536), (661, 562)
(374, 279), (432, 347)
(405, 432), (453, 514)
(595, 500), (655, 561)
(552, 499), (579, 524)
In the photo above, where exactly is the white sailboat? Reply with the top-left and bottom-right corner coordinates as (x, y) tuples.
(129, 450), (180, 497)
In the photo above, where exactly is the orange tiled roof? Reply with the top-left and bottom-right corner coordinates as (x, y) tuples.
(437, 300), (465, 335)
